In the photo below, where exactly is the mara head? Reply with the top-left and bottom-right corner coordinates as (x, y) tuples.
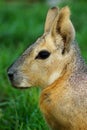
(7, 6), (75, 89)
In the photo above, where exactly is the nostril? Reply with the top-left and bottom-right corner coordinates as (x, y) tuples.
(8, 72), (14, 81)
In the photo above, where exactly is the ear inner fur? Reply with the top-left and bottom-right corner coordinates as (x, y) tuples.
(50, 6), (75, 53)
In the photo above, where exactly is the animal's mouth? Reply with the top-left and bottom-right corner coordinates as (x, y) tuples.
(8, 78), (30, 89)
(7, 69), (32, 89)
(8, 76), (32, 89)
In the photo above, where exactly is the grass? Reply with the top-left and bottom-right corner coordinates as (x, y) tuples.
(0, 1), (87, 130)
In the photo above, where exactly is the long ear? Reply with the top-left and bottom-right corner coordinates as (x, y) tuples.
(44, 7), (58, 33)
(51, 6), (75, 53)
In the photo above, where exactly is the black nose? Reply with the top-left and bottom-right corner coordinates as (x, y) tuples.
(8, 72), (14, 81)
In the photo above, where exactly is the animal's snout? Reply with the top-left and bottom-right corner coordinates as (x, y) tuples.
(7, 66), (16, 84)
(7, 63), (15, 81)
(8, 71), (14, 81)
(7, 66), (28, 88)
(7, 68), (20, 88)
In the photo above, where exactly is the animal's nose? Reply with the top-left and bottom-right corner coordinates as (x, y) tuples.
(7, 71), (14, 81)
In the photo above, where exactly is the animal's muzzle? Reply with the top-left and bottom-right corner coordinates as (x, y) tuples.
(8, 71), (14, 82)
(7, 67), (20, 88)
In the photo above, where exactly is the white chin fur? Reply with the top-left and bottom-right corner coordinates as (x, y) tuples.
(19, 79), (32, 88)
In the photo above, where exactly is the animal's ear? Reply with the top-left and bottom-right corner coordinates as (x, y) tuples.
(51, 6), (75, 53)
(44, 7), (58, 33)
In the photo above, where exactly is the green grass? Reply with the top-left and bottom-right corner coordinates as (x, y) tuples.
(0, 1), (87, 130)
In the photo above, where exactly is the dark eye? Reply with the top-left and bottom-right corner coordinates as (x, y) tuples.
(35, 50), (51, 60)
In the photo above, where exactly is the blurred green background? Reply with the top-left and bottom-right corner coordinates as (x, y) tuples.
(0, 0), (87, 130)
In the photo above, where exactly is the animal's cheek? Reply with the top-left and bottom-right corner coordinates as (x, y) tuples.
(30, 63), (39, 72)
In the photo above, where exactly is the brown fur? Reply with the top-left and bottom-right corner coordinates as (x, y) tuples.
(8, 6), (87, 130)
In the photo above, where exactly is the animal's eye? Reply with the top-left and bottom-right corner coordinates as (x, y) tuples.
(35, 50), (51, 60)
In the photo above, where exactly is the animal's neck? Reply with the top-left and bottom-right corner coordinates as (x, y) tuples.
(72, 43), (87, 74)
